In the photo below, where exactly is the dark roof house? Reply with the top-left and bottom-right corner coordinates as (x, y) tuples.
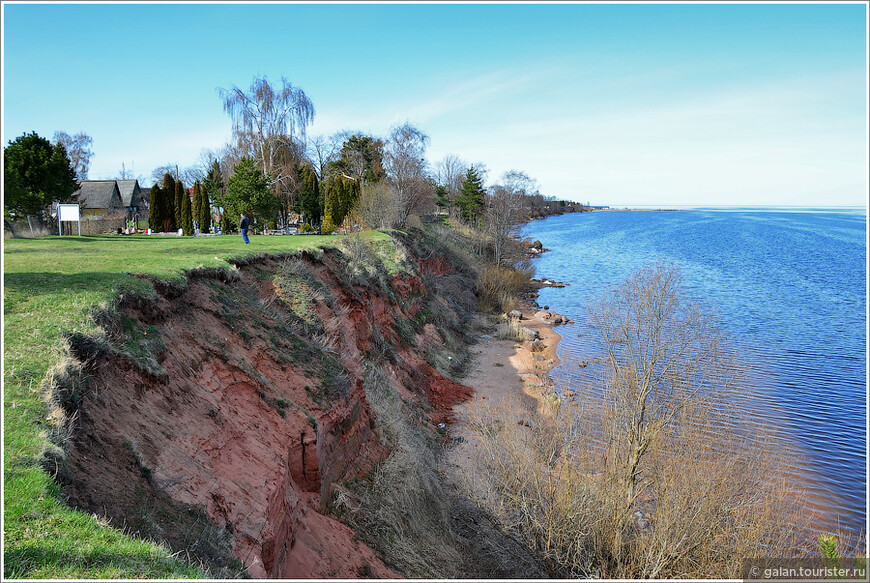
(72, 180), (123, 217)
(116, 180), (143, 210)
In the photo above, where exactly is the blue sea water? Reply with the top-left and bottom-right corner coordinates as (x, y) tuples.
(522, 207), (867, 536)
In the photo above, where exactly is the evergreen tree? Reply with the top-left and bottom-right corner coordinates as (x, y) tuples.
(148, 184), (161, 231)
(181, 184), (194, 235)
(198, 182), (211, 234)
(297, 163), (321, 225)
(3, 132), (79, 223)
(162, 173), (176, 232)
(322, 174), (359, 229)
(225, 157), (276, 225)
(192, 181), (202, 230)
(174, 180), (185, 231)
(456, 165), (486, 222)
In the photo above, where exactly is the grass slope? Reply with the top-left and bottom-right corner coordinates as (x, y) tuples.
(3, 232), (389, 578)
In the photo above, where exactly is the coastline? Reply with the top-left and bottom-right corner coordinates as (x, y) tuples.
(443, 299), (565, 504)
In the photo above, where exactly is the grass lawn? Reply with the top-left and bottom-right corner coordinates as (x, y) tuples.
(2, 231), (390, 578)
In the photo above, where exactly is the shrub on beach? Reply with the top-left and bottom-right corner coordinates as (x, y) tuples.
(471, 264), (810, 578)
(476, 264), (533, 313)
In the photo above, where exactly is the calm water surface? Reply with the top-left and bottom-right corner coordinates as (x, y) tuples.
(522, 208), (867, 536)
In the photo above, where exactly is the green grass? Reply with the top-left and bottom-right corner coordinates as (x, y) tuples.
(3, 231), (391, 578)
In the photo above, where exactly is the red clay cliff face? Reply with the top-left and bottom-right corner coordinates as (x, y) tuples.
(61, 247), (474, 578)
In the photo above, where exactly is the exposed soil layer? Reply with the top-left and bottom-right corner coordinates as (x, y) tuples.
(59, 242), (483, 578)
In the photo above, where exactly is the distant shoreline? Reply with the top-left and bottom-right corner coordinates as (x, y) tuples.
(593, 205), (867, 213)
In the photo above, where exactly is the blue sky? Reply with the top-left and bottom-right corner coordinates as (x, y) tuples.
(2, 2), (867, 206)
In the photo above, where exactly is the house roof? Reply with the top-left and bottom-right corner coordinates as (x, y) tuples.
(72, 180), (122, 210)
(116, 180), (140, 206)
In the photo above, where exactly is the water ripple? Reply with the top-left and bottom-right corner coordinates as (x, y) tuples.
(523, 209), (867, 536)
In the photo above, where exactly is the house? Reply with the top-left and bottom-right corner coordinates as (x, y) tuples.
(116, 180), (144, 217)
(71, 180), (123, 217)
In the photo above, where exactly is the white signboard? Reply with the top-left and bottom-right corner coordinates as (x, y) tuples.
(57, 203), (81, 236)
(58, 204), (80, 222)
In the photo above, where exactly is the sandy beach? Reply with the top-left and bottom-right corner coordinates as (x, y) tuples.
(443, 304), (564, 500)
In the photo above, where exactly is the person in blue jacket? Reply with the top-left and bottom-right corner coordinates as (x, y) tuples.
(239, 213), (250, 244)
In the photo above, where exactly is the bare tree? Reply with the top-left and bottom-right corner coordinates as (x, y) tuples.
(474, 264), (806, 577)
(351, 180), (398, 229)
(588, 265), (744, 557)
(384, 122), (431, 227)
(218, 76), (314, 178)
(53, 131), (94, 179)
(434, 153), (467, 204)
(306, 133), (342, 180)
(485, 181), (527, 266)
(484, 169), (535, 265)
(148, 163), (203, 188)
(501, 169), (536, 197)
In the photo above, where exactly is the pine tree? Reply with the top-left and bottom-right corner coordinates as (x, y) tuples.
(181, 184), (194, 236)
(148, 184), (162, 231)
(456, 165), (486, 222)
(162, 173), (176, 232)
(225, 157), (275, 223)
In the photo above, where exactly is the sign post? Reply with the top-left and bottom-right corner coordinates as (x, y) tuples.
(57, 204), (81, 236)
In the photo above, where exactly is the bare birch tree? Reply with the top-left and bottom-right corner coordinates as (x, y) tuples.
(434, 153), (467, 207)
(218, 76), (314, 176)
(218, 76), (314, 224)
(53, 131), (94, 180)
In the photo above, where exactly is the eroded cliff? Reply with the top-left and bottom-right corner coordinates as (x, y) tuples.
(53, 233), (480, 578)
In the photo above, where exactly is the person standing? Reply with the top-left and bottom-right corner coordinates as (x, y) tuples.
(239, 213), (250, 244)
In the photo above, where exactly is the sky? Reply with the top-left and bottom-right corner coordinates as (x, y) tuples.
(2, 1), (867, 207)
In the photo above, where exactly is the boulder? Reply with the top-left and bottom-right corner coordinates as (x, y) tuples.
(529, 339), (546, 352)
(518, 326), (540, 342)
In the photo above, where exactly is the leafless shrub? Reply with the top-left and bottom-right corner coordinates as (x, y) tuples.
(352, 181), (398, 229)
(477, 265), (533, 313)
(473, 264), (811, 578)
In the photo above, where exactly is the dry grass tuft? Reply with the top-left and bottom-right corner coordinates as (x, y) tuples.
(344, 365), (463, 578)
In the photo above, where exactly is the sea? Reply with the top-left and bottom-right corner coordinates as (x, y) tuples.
(522, 207), (867, 537)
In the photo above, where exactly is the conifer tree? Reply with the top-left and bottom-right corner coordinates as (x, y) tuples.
(322, 174), (359, 229)
(174, 180), (185, 231)
(148, 184), (162, 231)
(297, 163), (321, 225)
(198, 182), (211, 233)
(162, 173), (177, 231)
(192, 181), (202, 231)
(456, 165), (486, 222)
(181, 183), (194, 235)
